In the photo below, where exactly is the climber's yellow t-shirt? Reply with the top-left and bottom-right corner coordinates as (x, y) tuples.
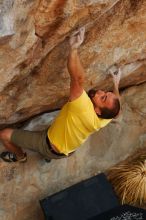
(48, 90), (112, 155)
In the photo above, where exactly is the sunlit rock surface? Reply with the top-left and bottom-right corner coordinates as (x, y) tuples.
(0, 0), (146, 125)
(0, 0), (146, 219)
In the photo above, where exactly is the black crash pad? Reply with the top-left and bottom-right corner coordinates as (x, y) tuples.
(40, 173), (119, 220)
(89, 204), (146, 220)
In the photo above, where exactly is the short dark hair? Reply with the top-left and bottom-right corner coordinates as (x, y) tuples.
(88, 89), (96, 99)
(98, 98), (120, 119)
(88, 89), (120, 119)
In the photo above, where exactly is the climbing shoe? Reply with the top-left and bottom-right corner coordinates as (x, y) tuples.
(0, 151), (27, 163)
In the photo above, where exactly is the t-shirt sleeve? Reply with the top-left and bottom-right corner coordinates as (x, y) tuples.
(68, 90), (92, 113)
(98, 118), (112, 128)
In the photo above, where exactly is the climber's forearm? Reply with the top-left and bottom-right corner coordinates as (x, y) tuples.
(67, 49), (85, 85)
(111, 69), (121, 99)
(113, 81), (120, 98)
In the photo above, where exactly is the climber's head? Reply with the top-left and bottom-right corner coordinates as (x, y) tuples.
(88, 89), (120, 119)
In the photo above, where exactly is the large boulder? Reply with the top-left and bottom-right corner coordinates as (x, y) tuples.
(0, 1), (146, 219)
(0, 79), (146, 220)
(0, 0), (146, 126)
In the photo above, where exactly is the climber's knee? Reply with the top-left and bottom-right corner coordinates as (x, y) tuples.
(0, 128), (14, 142)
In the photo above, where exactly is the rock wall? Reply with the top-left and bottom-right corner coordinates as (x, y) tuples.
(0, 82), (146, 220)
(0, 0), (146, 125)
(0, 0), (146, 220)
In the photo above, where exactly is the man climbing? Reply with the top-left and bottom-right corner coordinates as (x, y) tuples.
(0, 27), (121, 163)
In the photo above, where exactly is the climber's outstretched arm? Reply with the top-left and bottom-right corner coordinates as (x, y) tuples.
(107, 65), (122, 99)
(67, 27), (85, 101)
(111, 68), (122, 99)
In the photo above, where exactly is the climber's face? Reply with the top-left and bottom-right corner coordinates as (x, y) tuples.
(90, 90), (117, 110)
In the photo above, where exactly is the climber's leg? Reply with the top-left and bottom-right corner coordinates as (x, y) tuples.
(0, 128), (26, 162)
(0, 128), (69, 162)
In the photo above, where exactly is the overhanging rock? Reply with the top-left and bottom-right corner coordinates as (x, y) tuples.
(0, 0), (146, 126)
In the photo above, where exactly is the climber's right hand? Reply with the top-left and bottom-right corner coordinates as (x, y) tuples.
(69, 27), (85, 50)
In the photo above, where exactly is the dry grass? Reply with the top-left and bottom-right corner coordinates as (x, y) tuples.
(107, 148), (146, 206)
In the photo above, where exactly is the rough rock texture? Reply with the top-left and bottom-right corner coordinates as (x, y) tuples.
(0, 0), (146, 125)
(0, 82), (146, 220)
(1, 0), (146, 220)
